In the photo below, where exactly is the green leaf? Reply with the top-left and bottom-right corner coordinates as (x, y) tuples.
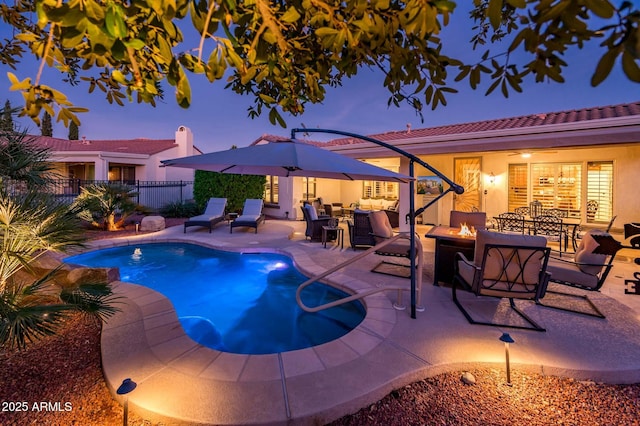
(591, 48), (619, 86)
(621, 51), (640, 83)
(487, 0), (502, 30)
(584, 0), (615, 19)
(281, 7), (301, 23)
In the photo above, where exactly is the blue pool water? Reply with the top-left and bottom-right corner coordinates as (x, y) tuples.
(64, 243), (365, 354)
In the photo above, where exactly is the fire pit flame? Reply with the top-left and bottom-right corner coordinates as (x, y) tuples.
(457, 223), (477, 237)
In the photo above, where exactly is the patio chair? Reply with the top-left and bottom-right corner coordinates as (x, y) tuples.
(184, 198), (227, 233)
(368, 210), (423, 286)
(495, 212), (526, 234)
(624, 222), (640, 248)
(531, 214), (567, 253)
(300, 204), (335, 242)
(347, 210), (376, 249)
(539, 229), (622, 318)
(514, 206), (530, 216)
(452, 230), (551, 331)
(230, 199), (265, 233)
(449, 210), (487, 231)
(571, 215), (616, 251)
(586, 200), (599, 222)
(543, 208), (568, 218)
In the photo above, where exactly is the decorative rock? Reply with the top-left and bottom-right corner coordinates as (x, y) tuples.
(140, 215), (165, 232)
(461, 371), (476, 385)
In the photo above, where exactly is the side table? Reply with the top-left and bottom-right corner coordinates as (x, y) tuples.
(226, 212), (238, 224)
(322, 226), (344, 249)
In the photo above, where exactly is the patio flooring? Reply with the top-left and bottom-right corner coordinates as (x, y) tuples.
(91, 219), (640, 425)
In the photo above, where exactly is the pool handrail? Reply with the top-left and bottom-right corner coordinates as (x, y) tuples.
(295, 233), (424, 312)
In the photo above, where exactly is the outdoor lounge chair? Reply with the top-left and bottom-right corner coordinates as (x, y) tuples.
(230, 199), (265, 233)
(184, 198), (227, 233)
(538, 229), (622, 318)
(452, 230), (551, 331)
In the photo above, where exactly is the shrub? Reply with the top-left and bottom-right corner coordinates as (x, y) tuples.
(161, 200), (200, 218)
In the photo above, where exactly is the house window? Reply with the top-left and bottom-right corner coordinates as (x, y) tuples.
(508, 163), (528, 212)
(531, 163), (581, 217)
(586, 161), (613, 223)
(302, 177), (316, 200)
(362, 180), (398, 199)
(264, 175), (279, 204)
(108, 165), (136, 184)
(508, 162), (586, 219)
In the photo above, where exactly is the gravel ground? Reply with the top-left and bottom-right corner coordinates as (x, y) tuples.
(2, 221), (640, 425)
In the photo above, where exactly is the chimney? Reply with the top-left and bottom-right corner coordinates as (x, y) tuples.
(175, 126), (193, 157)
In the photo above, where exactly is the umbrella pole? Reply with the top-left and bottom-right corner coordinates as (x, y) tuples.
(409, 160), (416, 318)
(290, 128), (464, 319)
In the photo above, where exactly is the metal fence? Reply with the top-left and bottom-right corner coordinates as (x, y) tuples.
(9, 179), (194, 212)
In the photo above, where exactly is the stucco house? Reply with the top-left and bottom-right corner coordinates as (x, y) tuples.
(30, 125), (201, 209)
(260, 101), (640, 232)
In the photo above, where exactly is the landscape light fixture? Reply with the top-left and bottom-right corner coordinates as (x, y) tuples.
(117, 378), (137, 426)
(499, 333), (515, 385)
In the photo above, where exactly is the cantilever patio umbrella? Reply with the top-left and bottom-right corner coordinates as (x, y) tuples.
(161, 139), (412, 182)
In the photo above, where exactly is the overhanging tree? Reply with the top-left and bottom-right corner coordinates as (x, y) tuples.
(1, 0), (638, 127)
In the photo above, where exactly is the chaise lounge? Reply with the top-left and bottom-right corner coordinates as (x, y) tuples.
(230, 199), (265, 234)
(184, 198), (227, 233)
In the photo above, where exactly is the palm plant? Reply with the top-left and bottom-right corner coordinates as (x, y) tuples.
(0, 125), (120, 350)
(73, 183), (138, 231)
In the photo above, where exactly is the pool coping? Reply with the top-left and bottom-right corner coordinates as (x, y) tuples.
(89, 236), (403, 425)
(92, 224), (640, 425)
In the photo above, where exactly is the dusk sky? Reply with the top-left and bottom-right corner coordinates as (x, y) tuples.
(2, 4), (638, 152)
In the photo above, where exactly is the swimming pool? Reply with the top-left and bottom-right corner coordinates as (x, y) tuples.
(64, 243), (365, 354)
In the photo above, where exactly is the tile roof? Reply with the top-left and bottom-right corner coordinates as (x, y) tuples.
(323, 101), (640, 146)
(29, 135), (178, 155)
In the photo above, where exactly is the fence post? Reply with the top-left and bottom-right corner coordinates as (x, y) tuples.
(180, 180), (183, 203)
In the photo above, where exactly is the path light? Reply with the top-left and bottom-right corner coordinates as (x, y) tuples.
(499, 333), (515, 385)
(117, 378), (137, 426)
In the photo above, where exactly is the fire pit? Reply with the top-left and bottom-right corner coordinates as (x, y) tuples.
(425, 225), (477, 285)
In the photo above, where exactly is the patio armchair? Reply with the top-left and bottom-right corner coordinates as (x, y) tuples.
(230, 199), (265, 234)
(184, 198), (227, 233)
(300, 204), (336, 242)
(347, 210), (376, 249)
(449, 210), (487, 231)
(452, 230), (551, 331)
(540, 229), (622, 318)
(571, 215), (616, 251)
(368, 210), (423, 292)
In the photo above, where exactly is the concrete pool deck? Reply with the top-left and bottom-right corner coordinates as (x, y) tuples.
(92, 220), (640, 425)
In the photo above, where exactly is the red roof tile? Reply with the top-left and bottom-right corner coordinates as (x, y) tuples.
(28, 135), (178, 155)
(322, 101), (640, 146)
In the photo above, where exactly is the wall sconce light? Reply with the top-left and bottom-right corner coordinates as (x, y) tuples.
(117, 378), (137, 425)
(489, 172), (495, 185)
(499, 333), (515, 385)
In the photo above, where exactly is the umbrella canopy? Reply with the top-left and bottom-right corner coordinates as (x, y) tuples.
(161, 140), (412, 182)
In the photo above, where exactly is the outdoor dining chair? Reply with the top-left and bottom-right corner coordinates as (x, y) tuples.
(452, 230), (551, 331)
(495, 212), (526, 234)
(531, 214), (567, 254)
